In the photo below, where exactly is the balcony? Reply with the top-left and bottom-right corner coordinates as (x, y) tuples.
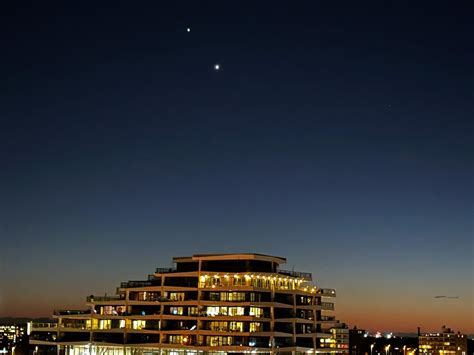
(278, 269), (312, 281)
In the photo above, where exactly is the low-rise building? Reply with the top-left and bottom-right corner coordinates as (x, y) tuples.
(419, 326), (468, 355)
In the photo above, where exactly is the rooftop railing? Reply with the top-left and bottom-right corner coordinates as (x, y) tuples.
(54, 309), (91, 316)
(86, 295), (124, 302)
(155, 267), (177, 274)
(120, 281), (153, 288)
(318, 288), (336, 297)
(278, 270), (312, 281)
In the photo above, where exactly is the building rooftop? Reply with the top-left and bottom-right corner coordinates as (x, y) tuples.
(173, 253), (287, 264)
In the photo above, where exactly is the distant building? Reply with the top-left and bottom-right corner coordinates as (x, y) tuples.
(0, 323), (28, 353)
(327, 323), (349, 351)
(419, 326), (468, 355)
(30, 253), (347, 354)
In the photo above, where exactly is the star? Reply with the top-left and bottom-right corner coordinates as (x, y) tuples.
(214, 64), (220, 71)
(186, 27), (191, 33)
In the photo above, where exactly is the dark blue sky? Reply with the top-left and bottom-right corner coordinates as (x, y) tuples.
(0, 1), (472, 331)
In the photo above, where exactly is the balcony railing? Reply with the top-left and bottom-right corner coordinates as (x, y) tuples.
(120, 281), (153, 288)
(318, 288), (336, 297)
(86, 295), (124, 302)
(127, 310), (161, 316)
(32, 322), (57, 329)
(278, 270), (312, 281)
(155, 267), (177, 274)
(61, 323), (90, 330)
(54, 309), (91, 316)
(320, 302), (334, 310)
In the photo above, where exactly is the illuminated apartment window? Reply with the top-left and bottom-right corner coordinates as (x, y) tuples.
(228, 307), (245, 316)
(169, 335), (184, 344)
(132, 320), (146, 330)
(300, 296), (312, 304)
(188, 307), (199, 316)
(251, 278), (271, 289)
(212, 277), (222, 287)
(207, 336), (233, 346)
(101, 306), (122, 315)
(206, 307), (221, 316)
(233, 276), (245, 286)
(209, 321), (228, 331)
(169, 292), (185, 301)
(137, 292), (160, 301)
(249, 307), (263, 317)
(229, 322), (243, 332)
(221, 276), (231, 287)
(227, 292), (245, 301)
(170, 307), (184, 315)
(249, 322), (262, 332)
(99, 320), (111, 330)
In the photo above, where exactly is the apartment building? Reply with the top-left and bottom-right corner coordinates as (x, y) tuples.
(30, 253), (346, 354)
(419, 326), (468, 355)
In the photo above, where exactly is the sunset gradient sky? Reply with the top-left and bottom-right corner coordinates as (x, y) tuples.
(0, 1), (472, 333)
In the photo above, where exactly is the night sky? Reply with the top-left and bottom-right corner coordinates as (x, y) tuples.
(0, 1), (472, 332)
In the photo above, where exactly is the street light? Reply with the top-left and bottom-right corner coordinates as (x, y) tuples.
(371, 343), (375, 355)
(385, 344), (391, 355)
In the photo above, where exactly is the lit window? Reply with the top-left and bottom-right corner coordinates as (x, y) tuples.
(249, 322), (261, 332)
(170, 307), (184, 315)
(229, 322), (243, 332)
(132, 320), (146, 330)
(249, 307), (263, 317)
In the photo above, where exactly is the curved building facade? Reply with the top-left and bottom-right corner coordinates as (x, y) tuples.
(30, 253), (346, 354)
